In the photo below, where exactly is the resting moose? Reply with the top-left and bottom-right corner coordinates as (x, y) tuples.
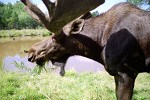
(21, 0), (150, 100)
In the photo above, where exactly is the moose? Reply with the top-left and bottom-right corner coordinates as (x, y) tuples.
(21, 0), (150, 100)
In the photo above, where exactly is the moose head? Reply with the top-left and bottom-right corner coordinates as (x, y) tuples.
(21, 0), (105, 75)
(26, 11), (101, 66)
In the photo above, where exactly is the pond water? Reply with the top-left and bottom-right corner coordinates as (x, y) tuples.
(0, 36), (104, 74)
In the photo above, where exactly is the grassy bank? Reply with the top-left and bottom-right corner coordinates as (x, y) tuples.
(0, 29), (51, 37)
(1, 70), (150, 100)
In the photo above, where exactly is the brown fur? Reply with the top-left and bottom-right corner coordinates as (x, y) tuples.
(80, 3), (150, 53)
(27, 3), (150, 100)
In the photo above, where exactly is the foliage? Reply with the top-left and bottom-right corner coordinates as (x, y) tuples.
(127, 0), (143, 5)
(92, 11), (99, 17)
(12, 61), (31, 72)
(127, 0), (150, 10)
(127, 0), (150, 5)
(0, 29), (51, 37)
(0, 1), (42, 30)
(12, 61), (48, 75)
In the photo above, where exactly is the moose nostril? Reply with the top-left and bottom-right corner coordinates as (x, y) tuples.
(28, 56), (32, 62)
(28, 55), (35, 62)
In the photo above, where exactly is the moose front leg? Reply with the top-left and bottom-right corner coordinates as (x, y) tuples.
(114, 72), (138, 100)
(51, 54), (70, 76)
(60, 65), (65, 76)
(53, 62), (65, 76)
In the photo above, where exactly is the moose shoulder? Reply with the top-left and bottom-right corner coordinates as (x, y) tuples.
(22, 1), (150, 100)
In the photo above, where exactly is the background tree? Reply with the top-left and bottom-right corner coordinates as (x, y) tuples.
(92, 11), (99, 17)
(127, 0), (150, 10)
(0, 1), (42, 30)
(0, 2), (5, 29)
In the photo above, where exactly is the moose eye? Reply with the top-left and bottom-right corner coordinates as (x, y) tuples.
(52, 35), (56, 42)
(53, 46), (57, 50)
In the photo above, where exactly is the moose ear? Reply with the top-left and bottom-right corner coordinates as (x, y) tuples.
(70, 19), (85, 34)
(62, 19), (85, 36)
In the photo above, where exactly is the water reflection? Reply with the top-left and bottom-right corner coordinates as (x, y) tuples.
(0, 37), (44, 61)
(3, 55), (35, 72)
(66, 56), (104, 73)
(0, 36), (44, 72)
(0, 37), (104, 74)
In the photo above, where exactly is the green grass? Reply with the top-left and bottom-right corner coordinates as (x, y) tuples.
(133, 73), (150, 100)
(0, 70), (116, 100)
(0, 29), (52, 37)
(1, 69), (150, 100)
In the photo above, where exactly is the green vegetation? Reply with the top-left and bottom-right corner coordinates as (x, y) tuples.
(1, 67), (150, 100)
(0, 70), (116, 100)
(12, 61), (47, 75)
(0, 29), (51, 37)
(127, 0), (150, 10)
(12, 61), (32, 72)
(0, 1), (42, 30)
(127, 0), (150, 5)
(0, 1), (52, 37)
(127, 0), (144, 5)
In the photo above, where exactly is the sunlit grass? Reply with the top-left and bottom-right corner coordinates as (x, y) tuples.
(133, 73), (150, 100)
(0, 29), (52, 37)
(0, 70), (116, 100)
(1, 69), (150, 100)
(1, 62), (150, 100)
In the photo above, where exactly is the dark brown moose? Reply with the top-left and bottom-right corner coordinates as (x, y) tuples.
(21, 0), (150, 100)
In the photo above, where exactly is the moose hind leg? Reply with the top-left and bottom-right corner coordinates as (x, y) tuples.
(114, 72), (137, 100)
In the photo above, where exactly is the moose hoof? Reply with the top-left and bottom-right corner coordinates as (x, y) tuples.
(60, 70), (65, 76)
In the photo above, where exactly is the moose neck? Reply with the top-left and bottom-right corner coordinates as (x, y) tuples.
(80, 15), (106, 46)
(57, 15), (107, 64)
(59, 32), (104, 64)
